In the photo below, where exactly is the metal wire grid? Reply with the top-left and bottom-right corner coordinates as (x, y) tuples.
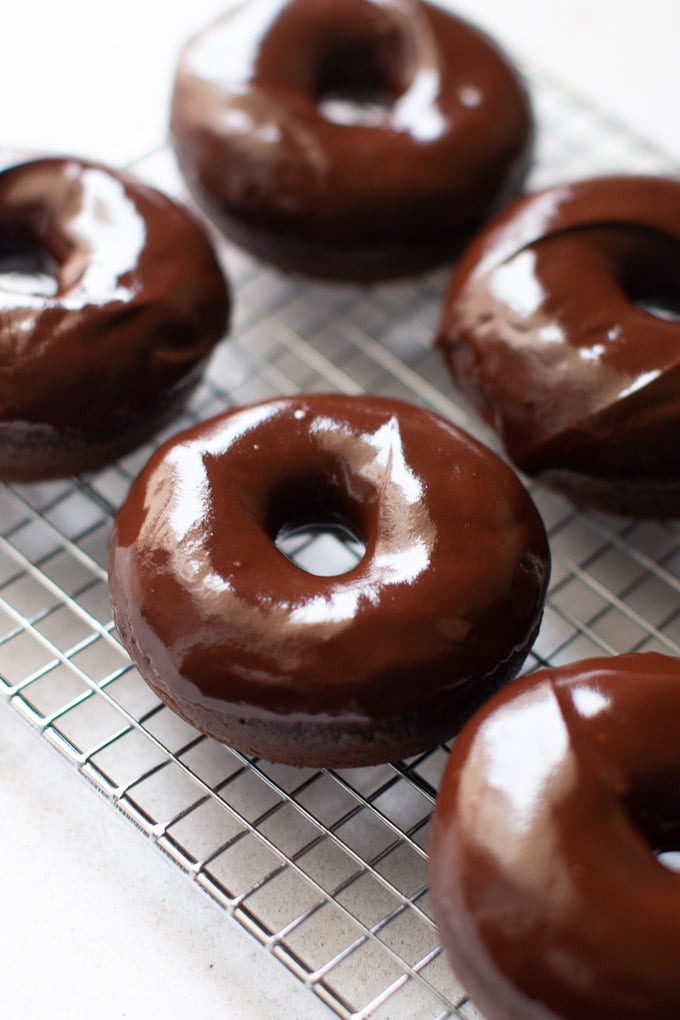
(1, 69), (680, 1020)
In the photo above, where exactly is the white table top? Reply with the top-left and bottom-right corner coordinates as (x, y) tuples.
(1, 2), (679, 1018)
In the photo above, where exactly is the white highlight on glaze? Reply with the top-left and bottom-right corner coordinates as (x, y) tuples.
(290, 587), (364, 625)
(459, 684), (576, 892)
(617, 368), (661, 400)
(67, 168), (145, 302)
(458, 84), (483, 108)
(200, 401), (283, 459)
(489, 250), (544, 319)
(480, 687), (572, 822)
(155, 402), (281, 555)
(310, 411), (429, 519)
(571, 684), (609, 720)
(220, 106), (283, 146)
(393, 68), (447, 142)
(538, 322), (566, 345)
(578, 342), (606, 361)
(370, 416), (425, 505)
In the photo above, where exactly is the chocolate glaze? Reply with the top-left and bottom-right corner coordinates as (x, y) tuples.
(437, 174), (680, 516)
(170, 0), (533, 281)
(108, 395), (549, 767)
(429, 652), (680, 1020)
(0, 156), (230, 481)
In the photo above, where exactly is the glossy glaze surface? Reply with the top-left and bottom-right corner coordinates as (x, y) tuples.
(170, 0), (533, 280)
(429, 652), (680, 1019)
(109, 395), (549, 767)
(437, 174), (680, 515)
(0, 156), (230, 480)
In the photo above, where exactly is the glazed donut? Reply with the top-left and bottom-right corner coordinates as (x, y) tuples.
(0, 156), (230, 481)
(429, 652), (680, 1020)
(169, 0), (533, 281)
(437, 174), (680, 516)
(108, 395), (549, 767)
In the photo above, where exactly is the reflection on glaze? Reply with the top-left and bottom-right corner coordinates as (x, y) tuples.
(438, 175), (680, 516)
(570, 683), (609, 719)
(170, 0), (533, 280)
(488, 249), (546, 320)
(62, 168), (146, 301)
(109, 395), (549, 767)
(0, 156), (229, 480)
(430, 652), (680, 1020)
(162, 401), (280, 545)
(461, 684), (573, 845)
(618, 368), (662, 399)
(392, 68), (447, 143)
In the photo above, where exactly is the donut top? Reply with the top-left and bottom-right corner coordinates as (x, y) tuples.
(0, 156), (229, 432)
(437, 175), (680, 482)
(170, 0), (532, 252)
(109, 395), (549, 725)
(430, 652), (680, 1020)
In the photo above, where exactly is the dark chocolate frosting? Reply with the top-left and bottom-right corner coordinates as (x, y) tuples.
(108, 394), (549, 767)
(429, 652), (680, 1020)
(437, 174), (680, 516)
(170, 0), (533, 280)
(0, 156), (230, 480)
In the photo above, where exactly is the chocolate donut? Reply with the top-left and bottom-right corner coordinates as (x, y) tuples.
(108, 395), (549, 767)
(0, 156), (230, 481)
(429, 652), (680, 1020)
(437, 174), (680, 516)
(170, 0), (533, 281)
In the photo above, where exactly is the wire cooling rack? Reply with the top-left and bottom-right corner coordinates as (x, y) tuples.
(2, 70), (680, 1020)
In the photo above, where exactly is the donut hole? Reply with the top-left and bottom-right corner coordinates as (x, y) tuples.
(626, 778), (680, 871)
(314, 35), (405, 126)
(0, 236), (59, 297)
(615, 226), (680, 322)
(268, 474), (367, 576)
(657, 851), (680, 873)
(635, 295), (680, 323)
(275, 513), (366, 576)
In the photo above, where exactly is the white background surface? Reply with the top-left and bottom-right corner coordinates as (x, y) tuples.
(1, 2), (679, 1019)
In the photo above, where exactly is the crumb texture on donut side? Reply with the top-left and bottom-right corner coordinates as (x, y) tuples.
(169, 0), (533, 280)
(0, 156), (230, 480)
(429, 651), (680, 1020)
(437, 174), (680, 516)
(108, 395), (549, 768)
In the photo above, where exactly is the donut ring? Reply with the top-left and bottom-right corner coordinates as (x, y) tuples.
(170, 0), (533, 280)
(429, 652), (680, 1020)
(437, 174), (680, 516)
(0, 156), (230, 481)
(108, 395), (549, 767)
